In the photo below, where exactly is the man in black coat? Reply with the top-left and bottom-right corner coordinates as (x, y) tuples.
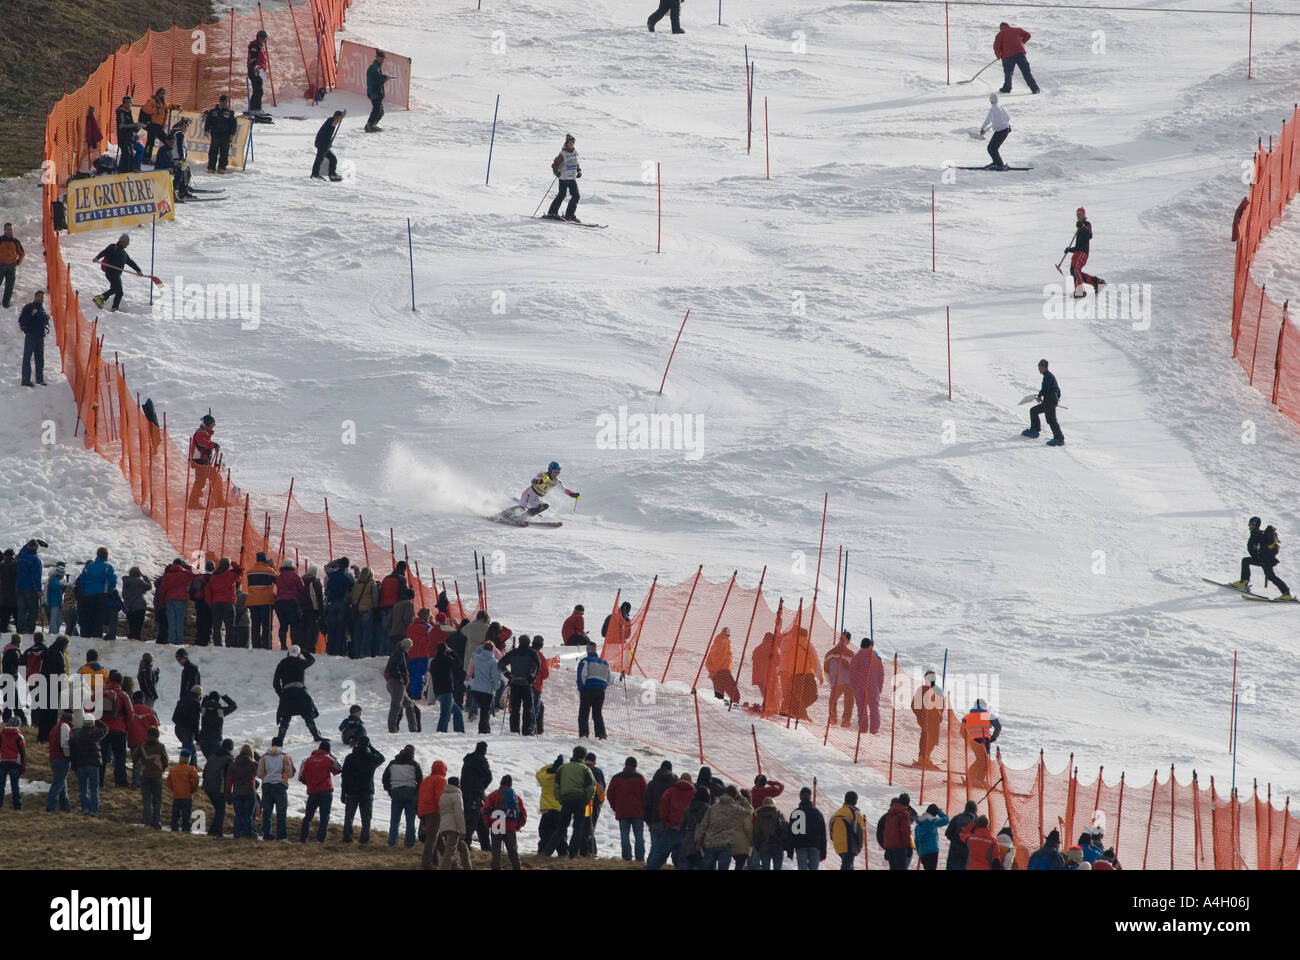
(499, 639), (540, 735)
(17, 291), (48, 387)
(944, 799), (979, 870)
(311, 111), (345, 181)
(175, 648), (200, 700)
(273, 645), (322, 741)
(114, 97), (140, 173)
(340, 736), (385, 843)
(1024, 358), (1064, 446)
(460, 741), (493, 851)
(92, 234), (144, 312)
(203, 95), (239, 173)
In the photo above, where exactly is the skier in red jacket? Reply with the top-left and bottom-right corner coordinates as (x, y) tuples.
(994, 22), (1039, 94)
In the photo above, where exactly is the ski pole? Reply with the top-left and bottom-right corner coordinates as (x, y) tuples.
(531, 178), (557, 219)
(956, 58), (999, 85)
(975, 775), (1004, 808)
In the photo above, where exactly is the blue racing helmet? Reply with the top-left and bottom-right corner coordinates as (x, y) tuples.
(548, 461), (560, 473)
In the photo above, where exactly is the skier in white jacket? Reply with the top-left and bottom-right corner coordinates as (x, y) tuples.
(545, 135), (583, 222)
(979, 93), (1012, 171)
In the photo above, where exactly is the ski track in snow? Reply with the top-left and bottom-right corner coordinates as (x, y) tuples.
(3, 0), (1300, 811)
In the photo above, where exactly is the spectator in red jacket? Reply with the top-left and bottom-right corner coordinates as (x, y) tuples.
(99, 671), (132, 788)
(750, 774), (784, 807)
(407, 608), (435, 700)
(274, 560), (305, 650)
(993, 22), (1039, 94)
(204, 558), (242, 647)
(46, 710), (74, 812)
(158, 559), (195, 645)
(882, 792), (917, 870)
(561, 604), (588, 646)
(127, 690), (159, 786)
(605, 756), (648, 861)
(482, 774), (528, 870)
(849, 637), (885, 735)
(962, 815), (998, 871)
(379, 561), (407, 638)
(418, 759), (448, 870)
(0, 716), (26, 809)
(298, 740), (342, 843)
(531, 636), (550, 734)
(646, 772), (695, 870)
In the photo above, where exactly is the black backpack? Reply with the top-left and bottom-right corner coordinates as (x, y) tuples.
(51, 198), (68, 231)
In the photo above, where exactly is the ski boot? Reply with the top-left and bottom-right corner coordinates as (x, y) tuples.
(328, 174), (344, 182)
(1228, 580), (1250, 589)
(93, 295), (106, 308)
(564, 215), (582, 223)
(526, 503), (550, 516)
(1279, 593), (1294, 601)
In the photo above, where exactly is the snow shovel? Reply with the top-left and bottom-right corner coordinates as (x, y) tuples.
(957, 59), (999, 85)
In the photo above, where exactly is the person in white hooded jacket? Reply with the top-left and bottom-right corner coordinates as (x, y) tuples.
(544, 134), (583, 222)
(979, 93), (1012, 171)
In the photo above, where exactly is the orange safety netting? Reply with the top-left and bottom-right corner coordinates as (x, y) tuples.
(603, 570), (1300, 869)
(1233, 105), (1300, 426)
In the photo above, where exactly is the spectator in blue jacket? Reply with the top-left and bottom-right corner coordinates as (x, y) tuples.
(467, 639), (500, 735)
(913, 803), (950, 870)
(576, 641), (611, 740)
(76, 548), (117, 640)
(1078, 828), (1105, 863)
(1027, 828), (1066, 870)
(15, 540), (44, 633)
(46, 563), (67, 635)
(323, 557), (354, 656)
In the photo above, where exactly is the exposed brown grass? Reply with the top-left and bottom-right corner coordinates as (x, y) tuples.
(0, 727), (638, 870)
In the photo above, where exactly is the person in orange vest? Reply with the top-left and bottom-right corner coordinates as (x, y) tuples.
(704, 627), (739, 702)
(138, 87), (170, 163)
(961, 814), (998, 870)
(245, 552), (278, 650)
(911, 669), (944, 769)
(961, 698), (1001, 785)
(187, 415), (224, 510)
(750, 632), (778, 713)
(561, 604), (588, 646)
(780, 628), (822, 722)
(824, 630), (856, 728)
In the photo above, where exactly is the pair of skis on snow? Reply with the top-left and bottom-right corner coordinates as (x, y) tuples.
(1202, 579), (1297, 603)
(486, 507), (563, 528)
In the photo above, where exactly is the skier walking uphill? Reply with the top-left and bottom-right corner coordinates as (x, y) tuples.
(92, 235), (144, 312)
(1023, 358), (1065, 446)
(311, 112), (346, 182)
(187, 414), (223, 510)
(979, 93), (1012, 171)
(1231, 517), (1293, 599)
(545, 136), (583, 222)
(517, 462), (580, 516)
(247, 30), (270, 115)
(1065, 207), (1105, 297)
(994, 22), (1039, 94)
(273, 645), (323, 742)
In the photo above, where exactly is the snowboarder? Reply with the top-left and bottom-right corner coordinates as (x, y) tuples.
(247, 30), (269, 116)
(647, 0), (685, 34)
(91, 234), (144, 312)
(1023, 358), (1064, 446)
(979, 93), (1011, 170)
(1230, 517), (1292, 599)
(516, 461), (580, 516)
(365, 50), (391, 132)
(545, 135), (583, 222)
(311, 111), (346, 182)
(1065, 206), (1105, 297)
(994, 22), (1039, 94)
(187, 414), (224, 509)
(203, 95), (238, 174)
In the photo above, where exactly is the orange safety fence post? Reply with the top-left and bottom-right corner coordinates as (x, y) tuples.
(730, 565), (767, 696)
(1278, 797), (1291, 870)
(1210, 776), (1220, 869)
(692, 690), (704, 763)
(690, 569), (736, 691)
(660, 564), (703, 683)
(1063, 753), (1076, 843)
(944, 697), (953, 815)
(1141, 768), (1157, 870)
(228, 7), (235, 102)
(1036, 750), (1045, 845)
(219, 469), (232, 558)
(1170, 764), (1177, 870)
(257, 2), (278, 106)
(238, 494), (251, 569)
(783, 599), (803, 729)
(180, 458), (192, 554)
(1093, 766), (1104, 831)
(599, 589), (623, 664)
(323, 497), (333, 558)
(389, 529), (396, 568)
(1273, 303), (1289, 406)
(277, 477), (295, 563)
(625, 577), (658, 678)
(262, 512), (271, 555)
(886, 652), (898, 784)
(287, 0), (313, 84)
(162, 413), (170, 537)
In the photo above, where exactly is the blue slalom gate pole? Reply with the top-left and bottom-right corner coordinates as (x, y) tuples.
(486, 94), (500, 186)
(474, 550), (481, 600)
(407, 218), (415, 310)
(868, 597), (873, 641)
(148, 215), (157, 306)
(840, 550), (848, 633)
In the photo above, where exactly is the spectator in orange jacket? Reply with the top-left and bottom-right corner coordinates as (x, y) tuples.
(561, 604), (588, 645)
(779, 628), (822, 721)
(961, 815), (998, 870)
(245, 552), (278, 650)
(751, 632), (778, 712)
(993, 22), (1039, 94)
(164, 748), (200, 831)
(824, 630), (856, 727)
(418, 759), (448, 869)
(705, 627), (740, 702)
(911, 669), (944, 769)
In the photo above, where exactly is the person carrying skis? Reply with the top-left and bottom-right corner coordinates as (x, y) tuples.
(247, 30), (270, 116)
(517, 461), (580, 516)
(544, 135), (583, 223)
(1023, 358), (1064, 446)
(187, 414), (224, 509)
(979, 93), (1011, 171)
(92, 234), (144, 312)
(311, 111), (346, 182)
(203, 95), (238, 174)
(994, 22), (1039, 94)
(1065, 206), (1105, 297)
(1231, 517), (1293, 599)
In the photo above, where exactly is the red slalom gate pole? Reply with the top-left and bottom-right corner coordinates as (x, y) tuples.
(764, 97), (770, 179)
(658, 309), (690, 395)
(946, 306), (952, 399)
(932, 187), (936, 271)
(657, 162), (662, 254)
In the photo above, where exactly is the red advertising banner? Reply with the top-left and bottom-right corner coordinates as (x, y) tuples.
(336, 40), (411, 110)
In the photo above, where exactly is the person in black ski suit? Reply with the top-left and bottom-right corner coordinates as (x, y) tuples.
(1233, 517), (1292, 598)
(647, 0), (685, 34)
(92, 235), (144, 312)
(203, 95), (238, 173)
(311, 111), (345, 181)
(460, 741), (493, 851)
(274, 645), (322, 741)
(1065, 207), (1104, 296)
(499, 638), (540, 735)
(1024, 358), (1064, 446)
(114, 97), (141, 173)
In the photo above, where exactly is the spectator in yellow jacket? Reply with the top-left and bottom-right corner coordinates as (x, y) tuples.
(829, 791), (866, 870)
(535, 754), (567, 857)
